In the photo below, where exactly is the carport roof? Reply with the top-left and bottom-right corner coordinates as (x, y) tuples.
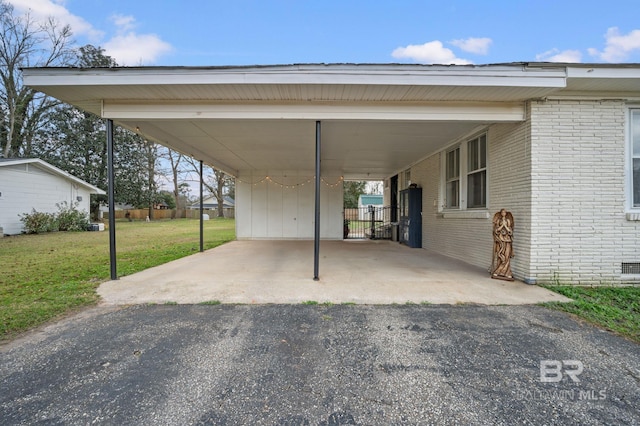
(23, 62), (640, 179)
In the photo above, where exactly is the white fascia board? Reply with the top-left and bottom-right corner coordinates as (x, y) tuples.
(542, 93), (640, 101)
(103, 101), (525, 122)
(566, 66), (640, 79)
(23, 66), (567, 89)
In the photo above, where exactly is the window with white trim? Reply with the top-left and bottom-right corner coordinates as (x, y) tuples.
(445, 147), (460, 208)
(443, 133), (487, 210)
(467, 134), (487, 208)
(631, 109), (640, 209)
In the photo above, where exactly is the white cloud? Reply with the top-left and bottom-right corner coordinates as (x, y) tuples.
(391, 41), (472, 65)
(103, 33), (172, 66)
(449, 37), (492, 55)
(6, 0), (172, 65)
(589, 27), (640, 62)
(110, 14), (136, 33)
(102, 14), (172, 65)
(536, 48), (582, 63)
(7, 0), (103, 41)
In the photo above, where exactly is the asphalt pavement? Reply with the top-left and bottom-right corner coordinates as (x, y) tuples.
(1, 304), (639, 425)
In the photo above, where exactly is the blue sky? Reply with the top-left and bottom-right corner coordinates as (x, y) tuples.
(9, 0), (640, 66)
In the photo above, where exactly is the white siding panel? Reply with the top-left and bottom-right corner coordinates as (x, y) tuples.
(267, 172), (284, 238)
(251, 176), (268, 239)
(297, 181), (314, 239)
(236, 170), (342, 240)
(0, 164), (92, 235)
(320, 177), (343, 239)
(282, 171), (299, 238)
(235, 180), (252, 239)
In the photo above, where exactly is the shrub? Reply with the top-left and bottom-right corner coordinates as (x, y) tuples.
(56, 202), (90, 231)
(20, 202), (90, 234)
(20, 210), (57, 234)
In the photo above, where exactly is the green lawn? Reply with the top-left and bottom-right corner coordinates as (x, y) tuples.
(542, 286), (640, 343)
(0, 218), (235, 340)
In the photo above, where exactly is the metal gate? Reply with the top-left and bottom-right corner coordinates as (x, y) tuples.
(343, 206), (396, 240)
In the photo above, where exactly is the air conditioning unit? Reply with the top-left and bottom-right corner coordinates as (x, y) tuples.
(88, 223), (105, 231)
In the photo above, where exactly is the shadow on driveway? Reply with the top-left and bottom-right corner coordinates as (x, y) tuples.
(1, 305), (638, 424)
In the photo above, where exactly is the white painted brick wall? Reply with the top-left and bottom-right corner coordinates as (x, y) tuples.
(410, 119), (532, 277)
(412, 152), (494, 271)
(529, 99), (638, 284)
(487, 120), (533, 281)
(410, 100), (639, 285)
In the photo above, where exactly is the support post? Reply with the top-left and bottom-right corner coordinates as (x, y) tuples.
(199, 160), (204, 252)
(314, 121), (321, 281)
(107, 119), (117, 280)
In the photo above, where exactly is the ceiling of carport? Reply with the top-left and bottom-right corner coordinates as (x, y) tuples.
(116, 118), (485, 179)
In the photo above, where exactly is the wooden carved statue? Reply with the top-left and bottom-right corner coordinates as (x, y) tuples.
(491, 209), (514, 281)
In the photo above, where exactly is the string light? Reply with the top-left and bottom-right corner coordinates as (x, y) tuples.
(236, 175), (344, 189)
(321, 176), (345, 187)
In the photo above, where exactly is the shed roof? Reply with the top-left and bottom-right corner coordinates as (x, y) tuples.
(189, 196), (235, 208)
(0, 158), (106, 194)
(359, 195), (383, 205)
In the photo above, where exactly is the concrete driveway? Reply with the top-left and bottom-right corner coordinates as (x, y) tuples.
(98, 240), (569, 305)
(1, 304), (638, 425)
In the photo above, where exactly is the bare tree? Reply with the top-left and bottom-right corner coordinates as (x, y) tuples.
(184, 157), (233, 218)
(367, 181), (383, 195)
(208, 168), (233, 218)
(160, 147), (185, 218)
(141, 139), (160, 220)
(0, 1), (74, 158)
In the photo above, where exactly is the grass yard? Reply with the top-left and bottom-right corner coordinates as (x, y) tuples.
(0, 218), (235, 340)
(542, 286), (640, 343)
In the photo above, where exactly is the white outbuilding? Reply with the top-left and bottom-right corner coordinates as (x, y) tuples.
(0, 158), (106, 235)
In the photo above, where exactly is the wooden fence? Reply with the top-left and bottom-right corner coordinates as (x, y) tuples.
(104, 208), (235, 220)
(344, 208), (360, 221)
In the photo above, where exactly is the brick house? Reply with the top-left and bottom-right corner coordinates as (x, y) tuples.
(387, 98), (639, 285)
(24, 63), (640, 284)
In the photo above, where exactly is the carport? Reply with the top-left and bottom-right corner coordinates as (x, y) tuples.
(23, 63), (567, 285)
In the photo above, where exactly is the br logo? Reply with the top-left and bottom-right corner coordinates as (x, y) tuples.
(540, 360), (584, 383)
